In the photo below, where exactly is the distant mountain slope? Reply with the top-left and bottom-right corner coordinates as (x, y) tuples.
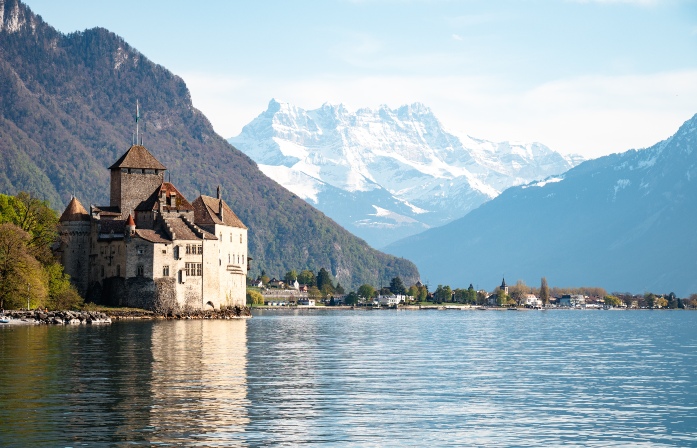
(230, 100), (582, 247)
(386, 114), (697, 296)
(0, 0), (418, 289)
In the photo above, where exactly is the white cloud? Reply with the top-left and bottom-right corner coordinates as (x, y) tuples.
(451, 33), (464, 41)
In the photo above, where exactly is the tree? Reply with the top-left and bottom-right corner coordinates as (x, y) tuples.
(408, 285), (418, 298)
(308, 286), (322, 301)
(466, 284), (477, 304)
(434, 285), (452, 303)
(496, 288), (509, 307)
(510, 280), (528, 306)
(345, 291), (359, 305)
(317, 268), (334, 294)
(603, 295), (622, 307)
(357, 284), (376, 300)
(688, 294), (697, 309)
(246, 289), (264, 306)
(283, 270), (298, 285)
(334, 282), (345, 295)
(45, 263), (83, 310)
(539, 277), (550, 306)
(0, 223), (47, 309)
(654, 297), (668, 308)
(0, 192), (58, 265)
(298, 269), (315, 286)
(416, 284), (428, 302)
(389, 276), (406, 295)
(645, 293), (657, 308)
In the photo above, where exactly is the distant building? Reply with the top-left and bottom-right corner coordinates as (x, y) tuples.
(523, 293), (541, 307)
(377, 295), (405, 307)
(56, 144), (248, 311)
(298, 298), (316, 306)
(559, 294), (585, 307)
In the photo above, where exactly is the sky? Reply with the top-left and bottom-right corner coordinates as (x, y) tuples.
(21, 0), (697, 158)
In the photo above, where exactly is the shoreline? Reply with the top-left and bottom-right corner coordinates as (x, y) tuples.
(0, 307), (252, 326)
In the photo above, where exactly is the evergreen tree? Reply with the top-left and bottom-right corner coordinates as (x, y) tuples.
(389, 276), (406, 295)
(540, 277), (550, 306)
(317, 268), (334, 293)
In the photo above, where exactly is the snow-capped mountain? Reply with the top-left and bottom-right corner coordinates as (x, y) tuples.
(386, 114), (697, 296)
(229, 100), (582, 247)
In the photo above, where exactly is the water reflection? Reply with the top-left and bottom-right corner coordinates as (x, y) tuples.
(149, 320), (249, 445)
(0, 320), (248, 446)
(2, 311), (697, 446)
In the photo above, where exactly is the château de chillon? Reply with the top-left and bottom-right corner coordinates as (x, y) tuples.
(56, 143), (249, 311)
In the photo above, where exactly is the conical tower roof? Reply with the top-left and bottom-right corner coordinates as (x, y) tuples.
(109, 145), (166, 170)
(59, 197), (90, 222)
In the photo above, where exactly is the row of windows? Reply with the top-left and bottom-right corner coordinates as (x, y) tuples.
(185, 263), (203, 277)
(222, 233), (244, 244)
(227, 254), (246, 264)
(185, 244), (203, 255)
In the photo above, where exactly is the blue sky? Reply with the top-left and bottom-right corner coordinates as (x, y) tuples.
(22, 0), (697, 158)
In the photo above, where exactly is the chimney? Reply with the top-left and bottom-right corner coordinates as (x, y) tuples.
(216, 185), (221, 199)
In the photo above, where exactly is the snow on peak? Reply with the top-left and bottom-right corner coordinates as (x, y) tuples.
(229, 100), (582, 247)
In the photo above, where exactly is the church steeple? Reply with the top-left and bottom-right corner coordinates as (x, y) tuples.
(501, 277), (508, 295)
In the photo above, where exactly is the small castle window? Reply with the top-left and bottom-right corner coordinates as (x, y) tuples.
(173, 246), (179, 259)
(137, 246), (144, 255)
(163, 265), (170, 277)
(185, 262), (203, 277)
(240, 234), (243, 243)
(197, 245), (203, 254)
(137, 265), (144, 277)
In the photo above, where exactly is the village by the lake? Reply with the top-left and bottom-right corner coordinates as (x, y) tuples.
(0, 140), (694, 325)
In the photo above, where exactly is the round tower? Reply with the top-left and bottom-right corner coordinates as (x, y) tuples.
(58, 197), (91, 297)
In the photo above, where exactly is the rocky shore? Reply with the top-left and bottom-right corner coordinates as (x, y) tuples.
(1, 306), (252, 325)
(1, 310), (112, 325)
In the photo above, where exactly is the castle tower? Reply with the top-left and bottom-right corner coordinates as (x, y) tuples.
(58, 197), (91, 296)
(501, 277), (508, 296)
(109, 145), (166, 216)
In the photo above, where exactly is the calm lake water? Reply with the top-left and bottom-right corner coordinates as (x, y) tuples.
(1, 309), (696, 447)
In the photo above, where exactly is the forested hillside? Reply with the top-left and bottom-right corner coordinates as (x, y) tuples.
(0, 0), (418, 289)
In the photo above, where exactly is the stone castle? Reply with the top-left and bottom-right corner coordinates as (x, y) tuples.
(57, 144), (248, 311)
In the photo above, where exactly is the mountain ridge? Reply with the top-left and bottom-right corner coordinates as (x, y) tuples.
(385, 113), (697, 296)
(0, 0), (419, 289)
(230, 99), (582, 247)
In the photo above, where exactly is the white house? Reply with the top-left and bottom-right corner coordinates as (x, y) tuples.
(377, 295), (405, 307)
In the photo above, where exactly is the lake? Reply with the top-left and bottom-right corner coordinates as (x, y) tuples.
(1, 309), (696, 446)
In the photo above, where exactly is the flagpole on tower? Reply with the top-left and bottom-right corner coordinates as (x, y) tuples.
(136, 99), (140, 145)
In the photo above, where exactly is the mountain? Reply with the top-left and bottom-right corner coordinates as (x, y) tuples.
(0, 0), (418, 290)
(385, 114), (697, 296)
(229, 100), (582, 247)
